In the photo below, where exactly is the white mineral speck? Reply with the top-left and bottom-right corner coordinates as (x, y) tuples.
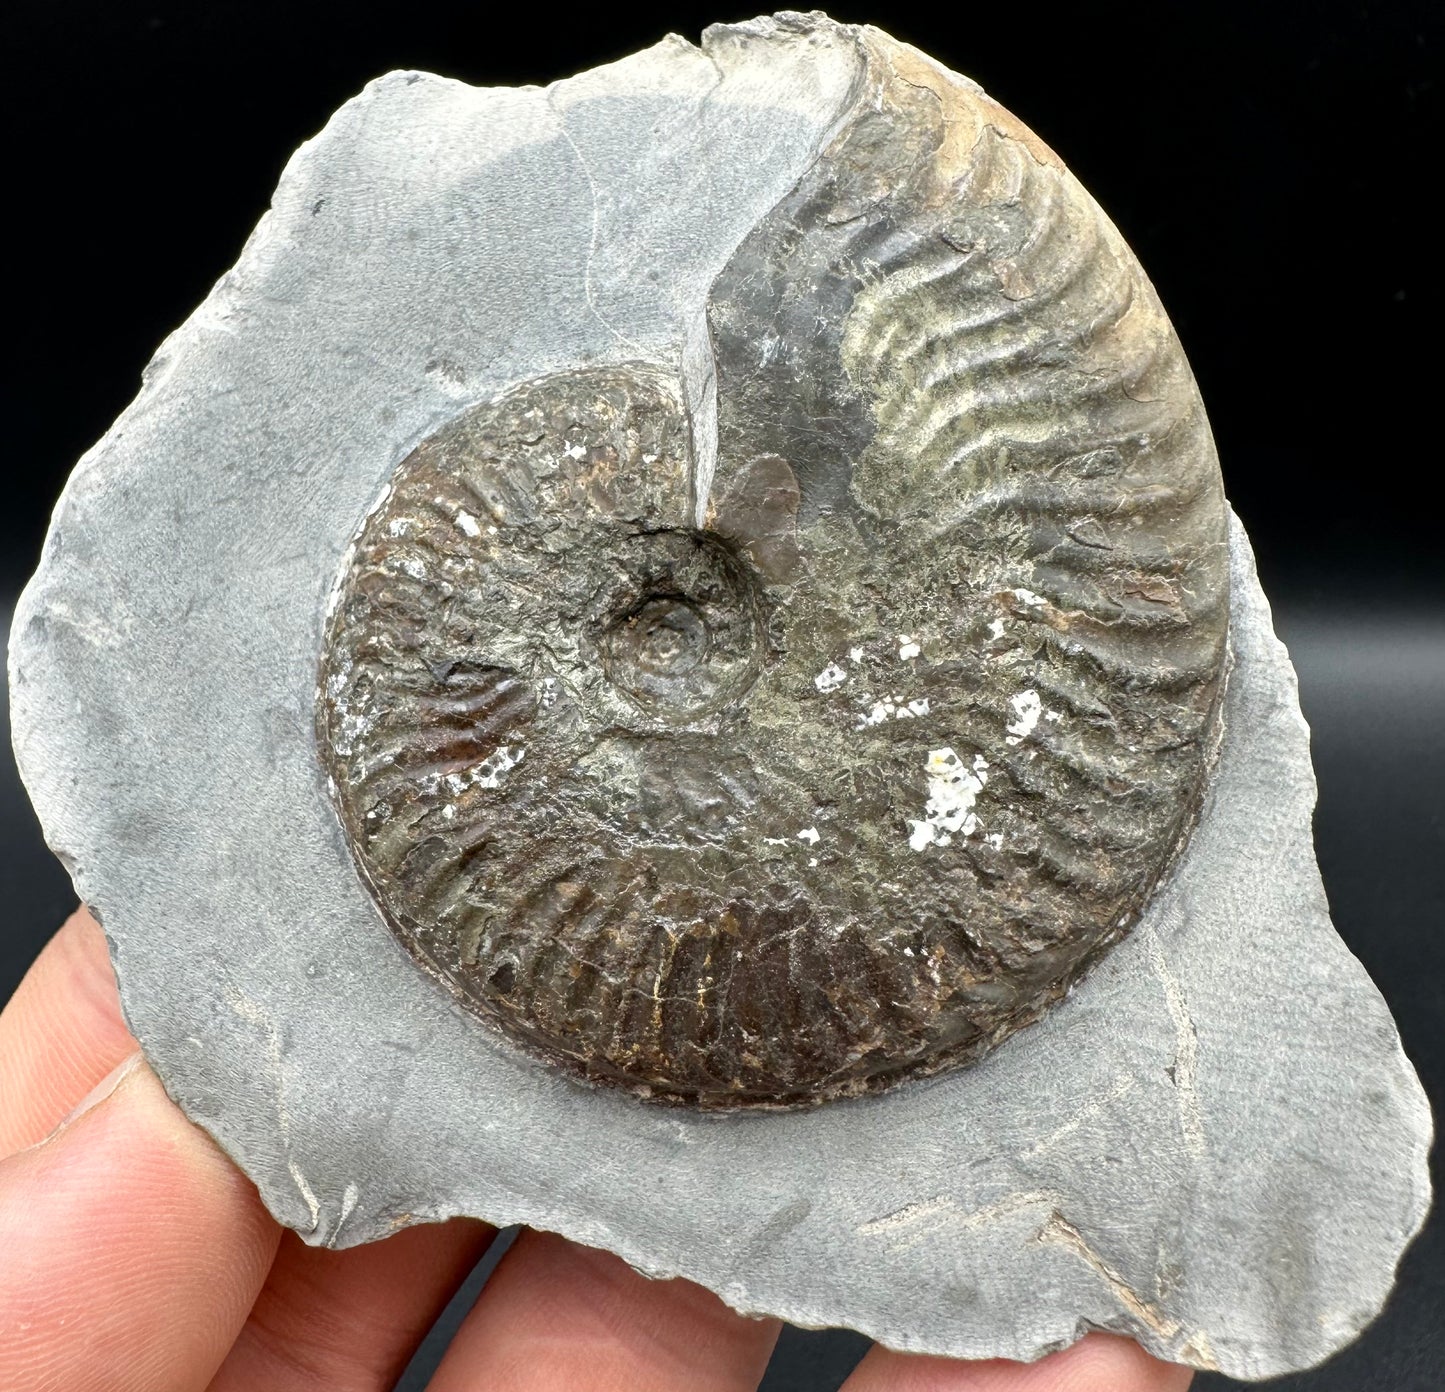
(1011, 587), (1047, 607)
(399, 557), (426, 580)
(987, 618), (1005, 640)
(387, 517), (411, 538)
(1005, 689), (1042, 745)
(473, 745), (525, 790)
(798, 826), (821, 845)
(986, 831), (1004, 850)
(849, 646), (865, 663)
(855, 694), (929, 728)
(456, 509), (481, 538)
(565, 443), (587, 460)
(814, 662), (848, 692)
(898, 635), (921, 660)
(907, 747), (984, 852)
(858, 701), (890, 728)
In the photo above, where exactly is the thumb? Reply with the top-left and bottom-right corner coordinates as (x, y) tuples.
(0, 1051), (279, 1392)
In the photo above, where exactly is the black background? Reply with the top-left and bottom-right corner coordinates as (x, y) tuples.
(3, 3), (1440, 1389)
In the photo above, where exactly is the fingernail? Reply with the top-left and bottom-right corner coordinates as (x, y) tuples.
(56, 1050), (146, 1130)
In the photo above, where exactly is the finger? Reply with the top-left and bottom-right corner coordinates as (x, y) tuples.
(0, 1056), (280, 1392)
(428, 1229), (781, 1392)
(209, 1218), (496, 1392)
(0, 906), (137, 1156)
(840, 1331), (1194, 1392)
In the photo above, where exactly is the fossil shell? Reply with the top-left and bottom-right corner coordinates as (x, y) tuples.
(318, 26), (1229, 1108)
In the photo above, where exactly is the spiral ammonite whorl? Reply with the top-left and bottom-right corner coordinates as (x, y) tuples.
(318, 27), (1229, 1108)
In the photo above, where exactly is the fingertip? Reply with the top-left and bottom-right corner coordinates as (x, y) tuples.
(0, 904), (136, 1155)
(212, 1217), (497, 1392)
(840, 1331), (1194, 1391)
(0, 1055), (280, 1392)
(429, 1230), (781, 1392)
(1060, 1332), (1195, 1390)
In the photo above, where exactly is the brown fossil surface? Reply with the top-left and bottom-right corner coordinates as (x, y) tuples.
(318, 26), (1229, 1108)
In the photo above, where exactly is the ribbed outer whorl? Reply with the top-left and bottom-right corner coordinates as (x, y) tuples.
(318, 25), (1229, 1108)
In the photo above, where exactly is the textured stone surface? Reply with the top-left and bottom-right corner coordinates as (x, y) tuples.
(7, 13), (1431, 1380)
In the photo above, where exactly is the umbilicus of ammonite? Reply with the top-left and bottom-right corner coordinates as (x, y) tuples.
(319, 23), (1228, 1109)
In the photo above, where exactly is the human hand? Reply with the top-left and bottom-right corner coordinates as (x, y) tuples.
(1, 909), (1193, 1391)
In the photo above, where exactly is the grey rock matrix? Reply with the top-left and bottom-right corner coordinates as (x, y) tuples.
(8, 12), (1430, 1380)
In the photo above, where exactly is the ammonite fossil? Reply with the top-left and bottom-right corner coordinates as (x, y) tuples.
(319, 25), (1229, 1108)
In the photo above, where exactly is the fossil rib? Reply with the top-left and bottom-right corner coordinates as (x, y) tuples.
(318, 24), (1229, 1107)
